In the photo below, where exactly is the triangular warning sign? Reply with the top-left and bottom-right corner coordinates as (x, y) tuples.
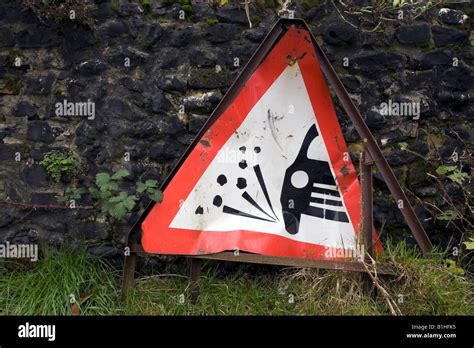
(142, 24), (380, 260)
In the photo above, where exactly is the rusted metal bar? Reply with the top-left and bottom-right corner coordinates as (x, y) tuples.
(121, 227), (138, 300)
(130, 243), (395, 275)
(130, 241), (395, 275)
(360, 148), (375, 295)
(193, 251), (396, 275)
(131, 243), (145, 253)
(361, 148), (374, 258)
(306, 22), (432, 254)
(189, 258), (203, 305)
(121, 253), (136, 300)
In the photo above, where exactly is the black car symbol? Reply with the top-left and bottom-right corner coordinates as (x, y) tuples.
(280, 124), (349, 235)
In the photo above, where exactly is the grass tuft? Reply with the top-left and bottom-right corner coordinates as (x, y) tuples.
(0, 249), (119, 315)
(0, 243), (472, 315)
(378, 241), (473, 315)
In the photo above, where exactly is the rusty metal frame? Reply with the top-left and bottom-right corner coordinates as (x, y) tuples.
(361, 149), (374, 258)
(121, 18), (431, 300)
(308, 27), (432, 254)
(360, 148), (375, 295)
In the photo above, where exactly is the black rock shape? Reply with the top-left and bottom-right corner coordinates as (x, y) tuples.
(213, 195), (223, 207)
(238, 160), (247, 169)
(236, 177), (247, 189)
(217, 174), (227, 186)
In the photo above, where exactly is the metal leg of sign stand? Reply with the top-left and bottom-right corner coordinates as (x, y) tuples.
(121, 253), (136, 300)
(360, 147), (376, 298)
(189, 258), (203, 305)
(121, 227), (139, 300)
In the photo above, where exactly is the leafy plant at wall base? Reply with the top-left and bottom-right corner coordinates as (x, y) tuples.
(40, 151), (80, 183)
(136, 179), (163, 202)
(89, 169), (136, 220)
(435, 165), (470, 186)
(102, 191), (137, 220)
(52, 168), (163, 220)
(58, 187), (87, 204)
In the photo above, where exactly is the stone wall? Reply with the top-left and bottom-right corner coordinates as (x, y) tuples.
(0, 0), (472, 264)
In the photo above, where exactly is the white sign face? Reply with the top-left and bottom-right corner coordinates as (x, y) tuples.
(170, 63), (357, 249)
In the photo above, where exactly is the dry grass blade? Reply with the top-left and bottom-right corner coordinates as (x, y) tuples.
(362, 257), (402, 316)
(70, 292), (93, 316)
